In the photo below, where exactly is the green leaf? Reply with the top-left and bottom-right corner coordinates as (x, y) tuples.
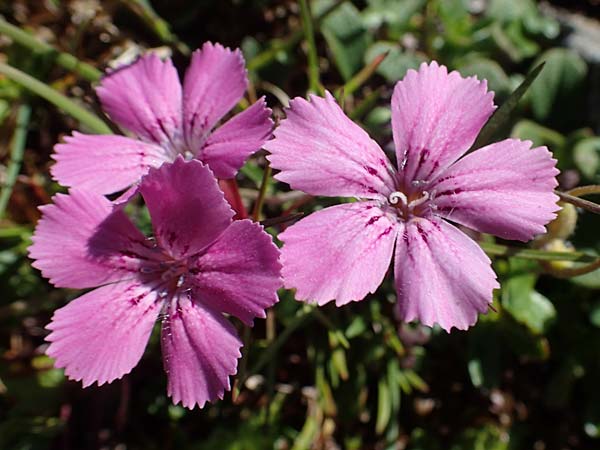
(0, 62), (111, 134)
(590, 304), (600, 327)
(486, 0), (539, 23)
(362, 0), (425, 30)
(315, 0), (372, 81)
(530, 48), (588, 121)
(573, 137), (600, 182)
(467, 321), (501, 389)
(502, 260), (556, 334)
(364, 106), (391, 131)
(511, 119), (566, 150)
(375, 379), (392, 434)
(459, 58), (511, 97)
(471, 63), (545, 150)
(345, 316), (367, 338)
(364, 42), (423, 82)
(451, 424), (510, 450)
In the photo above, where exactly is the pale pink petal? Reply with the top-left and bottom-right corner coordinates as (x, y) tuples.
(430, 139), (559, 241)
(46, 281), (161, 387)
(182, 42), (247, 152)
(199, 98), (273, 178)
(391, 62), (495, 185)
(191, 220), (282, 325)
(394, 218), (499, 331)
(97, 54), (183, 147)
(266, 92), (397, 200)
(29, 190), (149, 288)
(51, 132), (170, 195)
(279, 202), (398, 306)
(161, 292), (242, 409)
(139, 158), (233, 259)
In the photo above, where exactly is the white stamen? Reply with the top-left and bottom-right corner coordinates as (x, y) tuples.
(412, 179), (428, 187)
(399, 154), (408, 170)
(408, 191), (430, 209)
(176, 275), (185, 288)
(389, 191), (408, 206)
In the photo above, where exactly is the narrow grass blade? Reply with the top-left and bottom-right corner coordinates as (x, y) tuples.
(0, 16), (101, 82)
(480, 241), (596, 262)
(0, 104), (31, 219)
(471, 62), (545, 150)
(0, 62), (112, 134)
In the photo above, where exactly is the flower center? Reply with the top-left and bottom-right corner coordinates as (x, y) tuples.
(388, 189), (432, 220)
(138, 249), (192, 297)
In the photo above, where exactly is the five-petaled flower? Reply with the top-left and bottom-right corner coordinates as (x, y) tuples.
(51, 42), (272, 197)
(29, 158), (282, 408)
(266, 62), (560, 331)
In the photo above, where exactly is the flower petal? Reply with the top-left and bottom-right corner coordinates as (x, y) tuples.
(139, 158), (233, 259)
(191, 220), (282, 325)
(182, 42), (247, 152)
(391, 62), (495, 185)
(279, 202), (398, 306)
(266, 92), (397, 200)
(394, 218), (499, 331)
(97, 54), (183, 147)
(199, 97), (273, 178)
(46, 281), (161, 387)
(161, 292), (242, 409)
(29, 190), (148, 288)
(430, 139), (559, 241)
(51, 132), (170, 195)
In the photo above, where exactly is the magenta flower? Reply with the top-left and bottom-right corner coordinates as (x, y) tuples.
(265, 62), (559, 331)
(29, 158), (282, 408)
(51, 42), (272, 195)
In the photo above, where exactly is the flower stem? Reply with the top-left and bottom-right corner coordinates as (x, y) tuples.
(240, 306), (314, 387)
(252, 164), (271, 221)
(0, 17), (101, 82)
(479, 241), (596, 262)
(555, 189), (600, 215)
(336, 51), (389, 101)
(543, 258), (600, 279)
(0, 104), (31, 219)
(119, 0), (190, 56)
(566, 185), (600, 197)
(247, 0), (346, 72)
(0, 62), (112, 134)
(299, 0), (322, 94)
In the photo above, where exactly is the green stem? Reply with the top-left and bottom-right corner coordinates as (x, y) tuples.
(348, 88), (381, 120)
(566, 185), (600, 198)
(119, 0), (190, 55)
(480, 241), (596, 262)
(313, 308), (350, 349)
(247, 0), (346, 72)
(253, 164), (272, 221)
(0, 62), (111, 134)
(299, 0), (322, 94)
(544, 258), (600, 278)
(0, 16), (101, 82)
(0, 104), (31, 219)
(232, 326), (252, 403)
(336, 51), (389, 101)
(241, 306), (314, 386)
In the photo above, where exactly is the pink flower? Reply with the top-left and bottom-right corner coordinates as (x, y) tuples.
(51, 42), (272, 196)
(265, 62), (559, 331)
(29, 158), (282, 408)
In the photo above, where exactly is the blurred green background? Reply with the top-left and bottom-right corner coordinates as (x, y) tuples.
(1, 0), (600, 449)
